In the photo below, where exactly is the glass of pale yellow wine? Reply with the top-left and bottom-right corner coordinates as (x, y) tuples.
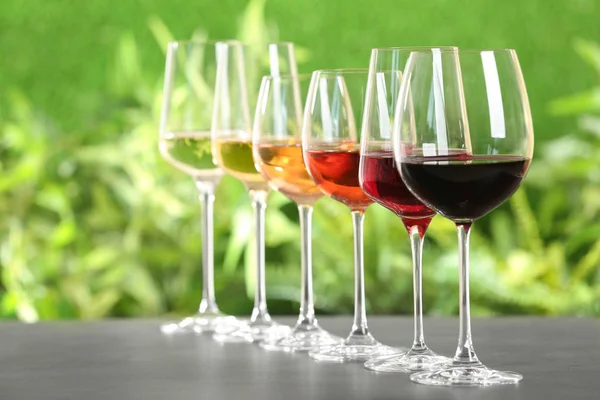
(158, 40), (241, 335)
(211, 43), (296, 343)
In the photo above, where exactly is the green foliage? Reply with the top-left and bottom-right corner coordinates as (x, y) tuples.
(2, 0), (599, 140)
(0, 1), (599, 320)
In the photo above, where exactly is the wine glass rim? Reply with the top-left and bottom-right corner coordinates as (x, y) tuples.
(371, 45), (458, 51)
(268, 41), (296, 46)
(312, 68), (369, 75)
(409, 47), (517, 54)
(167, 39), (243, 48)
(459, 48), (517, 54)
(261, 73), (312, 81)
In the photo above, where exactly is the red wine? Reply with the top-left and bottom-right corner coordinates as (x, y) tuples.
(360, 151), (435, 230)
(305, 148), (373, 211)
(400, 155), (530, 222)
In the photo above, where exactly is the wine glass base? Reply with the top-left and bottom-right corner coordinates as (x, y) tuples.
(259, 326), (343, 352)
(160, 313), (239, 335)
(212, 320), (290, 344)
(365, 348), (452, 373)
(308, 335), (398, 363)
(410, 365), (523, 387)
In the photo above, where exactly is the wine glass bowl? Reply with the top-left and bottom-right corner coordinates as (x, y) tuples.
(159, 132), (221, 182)
(304, 144), (374, 212)
(255, 139), (324, 205)
(359, 143), (436, 230)
(213, 133), (271, 192)
(393, 48), (533, 225)
(253, 74), (323, 206)
(393, 48), (533, 386)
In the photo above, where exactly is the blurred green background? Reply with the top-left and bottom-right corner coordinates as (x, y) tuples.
(1, 0), (599, 321)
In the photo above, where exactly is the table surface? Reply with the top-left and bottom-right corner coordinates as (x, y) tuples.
(1, 316), (598, 400)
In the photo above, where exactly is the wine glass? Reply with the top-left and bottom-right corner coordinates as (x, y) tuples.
(158, 40), (240, 335)
(359, 47), (454, 372)
(393, 48), (533, 386)
(210, 42), (295, 343)
(302, 69), (397, 362)
(253, 74), (343, 352)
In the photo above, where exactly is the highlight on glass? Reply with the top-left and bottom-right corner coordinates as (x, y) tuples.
(158, 40), (239, 335)
(211, 42), (298, 343)
(393, 48), (533, 386)
(302, 69), (397, 362)
(253, 73), (342, 352)
(359, 47), (454, 373)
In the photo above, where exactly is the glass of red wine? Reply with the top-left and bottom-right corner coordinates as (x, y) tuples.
(393, 48), (534, 386)
(359, 47), (455, 373)
(302, 69), (397, 363)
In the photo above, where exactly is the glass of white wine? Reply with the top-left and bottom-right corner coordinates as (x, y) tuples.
(158, 40), (240, 335)
(211, 42), (297, 343)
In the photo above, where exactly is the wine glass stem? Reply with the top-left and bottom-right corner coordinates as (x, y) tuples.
(297, 204), (317, 327)
(408, 225), (426, 351)
(350, 210), (370, 337)
(249, 189), (272, 324)
(454, 223), (480, 365)
(195, 179), (220, 314)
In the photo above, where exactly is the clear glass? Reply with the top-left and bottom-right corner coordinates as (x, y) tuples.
(359, 47), (455, 372)
(253, 75), (342, 352)
(158, 40), (238, 334)
(393, 48), (534, 385)
(210, 43), (296, 343)
(302, 69), (397, 362)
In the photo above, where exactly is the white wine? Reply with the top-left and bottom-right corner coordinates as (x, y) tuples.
(160, 131), (223, 180)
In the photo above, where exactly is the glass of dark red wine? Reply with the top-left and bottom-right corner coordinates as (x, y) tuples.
(359, 47), (455, 373)
(393, 48), (534, 386)
(302, 69), (397, 363)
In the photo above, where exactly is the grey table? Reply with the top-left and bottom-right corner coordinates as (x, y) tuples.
(0, 317), (598, 400)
